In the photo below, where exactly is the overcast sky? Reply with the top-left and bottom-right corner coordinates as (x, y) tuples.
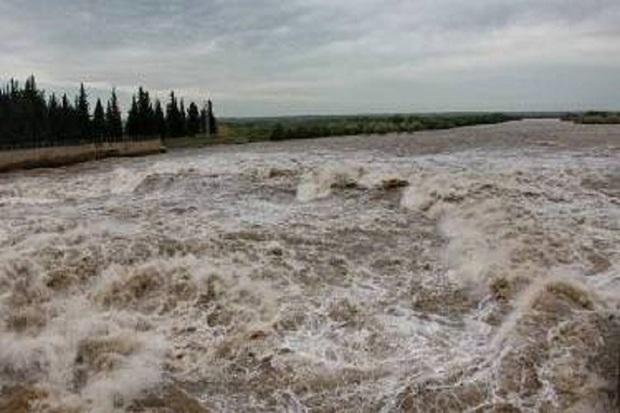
(1, 0), (619, 116)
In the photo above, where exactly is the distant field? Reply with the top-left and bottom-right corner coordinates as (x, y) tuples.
(164, 113), (519, 148)
(223, 112), (518, 142)
(562, 111), (620, 124)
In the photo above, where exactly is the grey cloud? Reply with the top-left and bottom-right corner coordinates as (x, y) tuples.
(1, 0), (619, 116)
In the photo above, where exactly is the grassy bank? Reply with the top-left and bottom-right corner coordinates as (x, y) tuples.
(165, 113), (518, 148)
(0, 139), (163, 173)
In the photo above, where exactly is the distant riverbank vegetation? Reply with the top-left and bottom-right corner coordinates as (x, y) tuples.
(2, 76), (520, 151)
(221, 113), (517, 143)
(561, 111), (620, 124)
(0, 76), (216, 150)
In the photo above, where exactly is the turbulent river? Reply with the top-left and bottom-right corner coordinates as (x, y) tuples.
(0, 120), (619, 412)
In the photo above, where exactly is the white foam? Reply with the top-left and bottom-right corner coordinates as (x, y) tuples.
(1, 122), (618, 411)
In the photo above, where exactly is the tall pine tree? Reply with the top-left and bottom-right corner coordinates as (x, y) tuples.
(207, 99), (217, 136)
(136, 86), (155, 136)
(200, 106), (207, 134)
(92, 98), (105, 141)
(166, 91), (183, 138)
(48, 94), (61, 144)
(154, 99), (166, 138)
(105, 89), (123, 141)
(187, 102), (200, 136)
(179, 99), (187, 137)
(126, 96), (138, 137)
(76, 83), (90, 141)
(61, 93), (80, 143)
(0, 77), (215, 148)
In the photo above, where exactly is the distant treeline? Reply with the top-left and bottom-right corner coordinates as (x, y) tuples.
(0, 76), (217, 150)
(224, 113), (518, 142)
(562, 111), (620, 124)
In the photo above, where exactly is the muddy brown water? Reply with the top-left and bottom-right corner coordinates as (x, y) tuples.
(0, 120), (619, 412)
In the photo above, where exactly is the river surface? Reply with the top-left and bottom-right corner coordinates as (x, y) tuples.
(0, 120), (619, 412)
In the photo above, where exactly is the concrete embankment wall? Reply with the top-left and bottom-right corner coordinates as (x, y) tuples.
(0, 139), (163, 172)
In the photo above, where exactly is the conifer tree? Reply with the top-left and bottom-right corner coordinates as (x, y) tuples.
(60, 93), (76, 143)
(92, 98), (105, 141)
(136, 86), (155, 136)
(166, 91), (183, 138)
(21, 75), (49, 146)
(126, 96), (138, 137)
(105, 101), (113, 141)
(105, 89), (123, 141)
(179, 99), (187, 137)
(76, 83), (90, 140)
(200, 107), (207, 134)
(187, 102), (200, 136)
(154, 99), (166, 138)
(48, 94), (61, 143)
(0, 77), (217, 148)
(207, 99), (218, 136)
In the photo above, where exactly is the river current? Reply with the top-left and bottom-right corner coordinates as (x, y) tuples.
(0, 120), (618, 412)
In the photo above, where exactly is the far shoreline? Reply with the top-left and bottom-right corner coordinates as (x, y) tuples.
(2, 115), (618, 174)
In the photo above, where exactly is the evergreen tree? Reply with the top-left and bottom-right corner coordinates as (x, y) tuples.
(76, 83), (90, 141)
(17, 75), (50, 146)
(0, 76), (215, 149)
(136, 86), (155, 136)
(126, 96), (138, 137)
(0, 79), (20, 147)
(207, 99), (218, 136)
(60, 93), (77, 143)
(92, 98), (105, 141)
(0, 87), (8, 148)
(179, 99), (187, 137)
(166, 91), (183, 138)
(105, 89), (123, 141)
(105, 101), (113, 141)
(200, 107), (207, 134)
(187, 102), (200, 136)
(48, 94), (61, 144)
(23, 76), (37, 144)
(154, 99), (166, 138)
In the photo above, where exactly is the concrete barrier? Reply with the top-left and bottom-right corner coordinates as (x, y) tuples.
(0, 139), (164, 172)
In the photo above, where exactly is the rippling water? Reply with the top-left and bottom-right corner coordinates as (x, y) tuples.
(0, 120), (618, 412)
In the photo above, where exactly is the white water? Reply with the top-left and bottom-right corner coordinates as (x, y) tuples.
(0, 120), (618, 412)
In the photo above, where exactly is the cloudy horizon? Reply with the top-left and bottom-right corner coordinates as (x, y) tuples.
(2, 0), (619, 117)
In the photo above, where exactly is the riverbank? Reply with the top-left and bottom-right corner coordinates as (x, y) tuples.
(164, 113), (519, 149)
(3, 119), (503, 172)
(0, 139), (164, 172)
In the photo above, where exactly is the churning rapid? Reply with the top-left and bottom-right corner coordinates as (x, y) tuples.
(0, 120), (618, 412)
